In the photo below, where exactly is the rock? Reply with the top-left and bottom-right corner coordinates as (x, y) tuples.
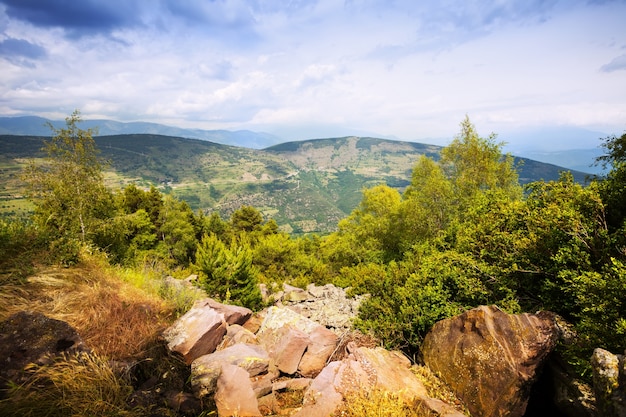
(273, 378), (312, 392)
(203, 298), (252, 326)
(258, 306), (340, 376)
(191, 343), (270, 398)
(162, 275), (206, 301)
(251, 366), (281, 398)
(282, 284), (310, 302)
(295, 361), (344, 417)
(214, 364), (262, 417)
(591, 348), (626, 417)
(280, 283), (366, 334)
(0, 311), (86, 388)
(298, 325), (338, 377)
(421, 305), (560, 417)
(242, 311), (265, 334)
(218, 324), (258, 350)
(259, 325), (310, 375)
(162, 299), (228, 364)
(295, 346), (465, 417)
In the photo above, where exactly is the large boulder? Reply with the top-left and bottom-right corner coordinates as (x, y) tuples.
(591, 348), (626, 417)
(421, 305), (560, 417)
(162, 299), (228, 364)
(0, 311), (85, 390)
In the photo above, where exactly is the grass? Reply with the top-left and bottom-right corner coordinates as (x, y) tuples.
(0, 256), (174, 359)
(0, 250), (205, 416)
(0, 352), (142, 417)
(338, 388), (438, 417)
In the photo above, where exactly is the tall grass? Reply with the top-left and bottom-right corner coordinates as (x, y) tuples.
(0, 352), (145, 417)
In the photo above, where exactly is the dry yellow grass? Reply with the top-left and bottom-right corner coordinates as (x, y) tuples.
(338, 388), (438, 417)
(0, 255), (176, 360)
(0, 253), (191, 416)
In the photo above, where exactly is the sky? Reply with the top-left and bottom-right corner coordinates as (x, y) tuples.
(0, 0), (625, 151)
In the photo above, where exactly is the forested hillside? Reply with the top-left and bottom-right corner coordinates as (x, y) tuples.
(1, 130), (589, 234)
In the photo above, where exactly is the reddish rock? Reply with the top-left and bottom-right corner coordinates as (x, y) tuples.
(295, 361), (344, 417)
(215, 364), (262, 417)
(294, 347), (466, 417)
(162, 302), (227, 364)
(191, 343), (270, 398)
(242, 311), (265, 334)
(421, 305), (560, 417)
(298, 325), (338, 377)
(204, 298), (252, 325)
(218, 324), (258, 350)
(259, 325), (310, 375)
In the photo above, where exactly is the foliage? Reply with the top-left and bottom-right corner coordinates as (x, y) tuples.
(21, 111), (115, 263)
(194, 233), (263, 310)
(0, 218), (42, 282)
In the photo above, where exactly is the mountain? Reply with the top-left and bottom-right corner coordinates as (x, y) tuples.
(0, 134), (591, 234)
(0, 116), (283, 149)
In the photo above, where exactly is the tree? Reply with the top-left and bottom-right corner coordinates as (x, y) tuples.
(400, 155), (454, 248)
(596, 130), (626, 236)
(194, 233), (262, 309)
(329, 185), (403, 264)
(231, 206), (263, 233)
(440, 116), (522, 212)
(22, 110), (114, 261)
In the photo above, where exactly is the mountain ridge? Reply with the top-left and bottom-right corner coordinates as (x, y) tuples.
(1, 133), (591, 234)
(0, 116), (609, 172)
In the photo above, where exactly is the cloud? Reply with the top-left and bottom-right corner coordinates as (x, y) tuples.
(601, 54), (626, 72)
(0, 37), (45, 59)
(0, 0), (140, 37)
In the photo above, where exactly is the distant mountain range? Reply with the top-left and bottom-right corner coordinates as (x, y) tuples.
(0, 116), (610, 174)
(0, 133), (592, 234)
(0, 116), (283, 149)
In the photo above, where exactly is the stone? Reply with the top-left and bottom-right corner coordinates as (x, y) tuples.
(280, 283), (366, 334)
(259, 325), (310, 375)
(191, 343), (270, 398)
(298, 325), (339, 377)
(218, 324), (258, 350)
(162, 301), (227, 364)
(259, 306), (321, 335)
(294, 361), (344, 417)
(215, 364), (262, 417)
(294, 347), (464, 417)
(421, 305), (560, 417)
(272, 378), (312, 392)
(242, 312), (265, 334)
(0, 311), (85, 388)
(282, 283), (310, 302)
(591, 348), (625, 417)
(203, 298), (252, 326)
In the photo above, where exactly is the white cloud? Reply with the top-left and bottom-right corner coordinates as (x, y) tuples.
(0, 0), (624, 147)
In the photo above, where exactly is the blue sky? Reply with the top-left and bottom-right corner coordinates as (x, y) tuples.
(0, 0), (625, 150)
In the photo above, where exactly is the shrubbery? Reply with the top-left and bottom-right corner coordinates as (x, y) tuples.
(2, 112), (624, 381)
